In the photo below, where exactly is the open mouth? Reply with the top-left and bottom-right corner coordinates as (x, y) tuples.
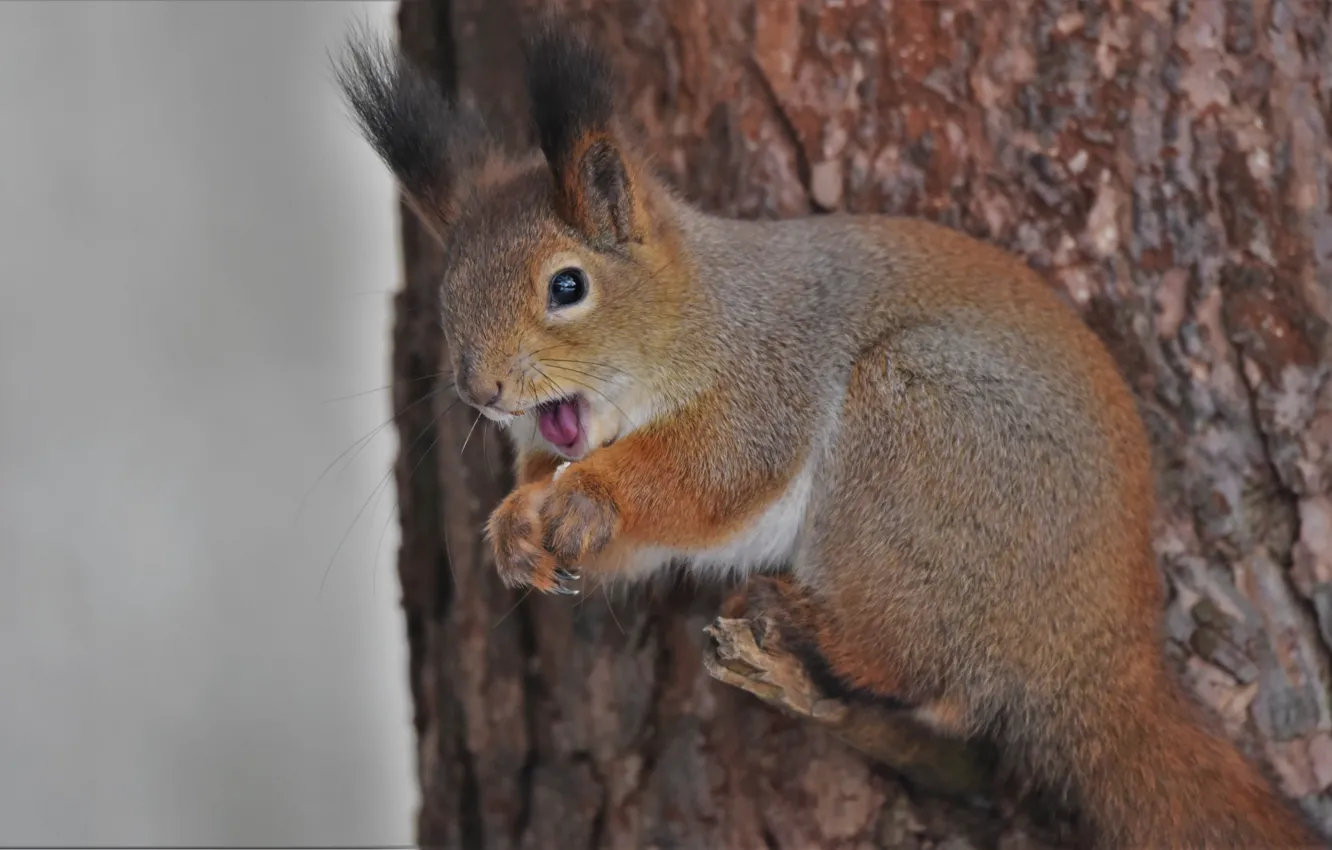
(536, 394), (585, 455)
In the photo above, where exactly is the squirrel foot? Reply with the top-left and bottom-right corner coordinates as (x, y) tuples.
(706, 575), (847, 720)
(706, 576), (995, 800)
(703, 614), (848, 723)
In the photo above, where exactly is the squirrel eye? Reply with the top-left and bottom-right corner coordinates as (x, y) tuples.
(547, 267), (587, 309)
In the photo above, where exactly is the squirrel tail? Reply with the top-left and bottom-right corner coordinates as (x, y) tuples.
(1012, 659), (1321, 848)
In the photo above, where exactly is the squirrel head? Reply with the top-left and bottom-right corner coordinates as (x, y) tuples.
(335, 19), (685, 459)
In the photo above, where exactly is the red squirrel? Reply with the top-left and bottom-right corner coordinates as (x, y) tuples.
(336, 19), (1325, 849)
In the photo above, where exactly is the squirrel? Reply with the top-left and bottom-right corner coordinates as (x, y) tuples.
(335, 18), (1325, 850)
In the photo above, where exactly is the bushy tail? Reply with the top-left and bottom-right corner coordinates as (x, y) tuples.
(1015, 669), (1322, 849)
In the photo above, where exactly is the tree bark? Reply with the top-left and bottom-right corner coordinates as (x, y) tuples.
(388, 0), (1332, 847)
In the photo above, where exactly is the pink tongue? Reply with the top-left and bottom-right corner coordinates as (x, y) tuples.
(538, 400), (580, 448)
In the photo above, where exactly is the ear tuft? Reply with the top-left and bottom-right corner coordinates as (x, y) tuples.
(333, 25), (490, 234)
(522, 20), (639, 246)
(522, 20), (616, 174)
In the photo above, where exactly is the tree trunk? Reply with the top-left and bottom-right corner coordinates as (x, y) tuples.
(388, 0), (1332, 847)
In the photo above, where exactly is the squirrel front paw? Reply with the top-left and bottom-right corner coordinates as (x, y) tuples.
(486, 483), (579, 594)
(486, 467), (620, 595)
(539, 467), (620, 567)
(720, 575), (823, 650)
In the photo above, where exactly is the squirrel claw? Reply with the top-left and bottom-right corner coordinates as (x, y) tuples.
(550, 566), (581, 595)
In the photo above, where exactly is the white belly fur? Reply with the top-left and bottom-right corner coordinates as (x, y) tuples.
(621, 459), (814, 583)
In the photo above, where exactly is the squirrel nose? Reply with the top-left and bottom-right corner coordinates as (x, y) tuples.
(462, 373), (503, 408)
(457, 356), (504, 408)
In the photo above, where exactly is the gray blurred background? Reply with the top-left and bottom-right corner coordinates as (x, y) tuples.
(0, 1), (417, 844)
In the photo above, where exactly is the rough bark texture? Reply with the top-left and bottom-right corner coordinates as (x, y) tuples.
(388, 0), (1332, 846)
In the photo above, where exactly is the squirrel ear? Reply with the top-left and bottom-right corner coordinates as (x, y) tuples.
(522, 20), (640, 246)
(334, 26), (491, 239)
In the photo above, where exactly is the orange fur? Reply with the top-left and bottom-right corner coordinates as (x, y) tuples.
(572, 411), (798, 551)
(516, 449), (561, 486)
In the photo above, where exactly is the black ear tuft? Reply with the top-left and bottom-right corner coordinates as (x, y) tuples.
(333, 25), (489, 233)
(522, 19), (616, 174)
(521, 19), (639, 246)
